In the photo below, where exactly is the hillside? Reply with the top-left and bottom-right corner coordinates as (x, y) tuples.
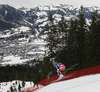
(0, 4), (100, 92)
(0, 4), (100, 66)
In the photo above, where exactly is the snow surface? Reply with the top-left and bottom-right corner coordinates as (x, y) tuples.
(0, 26), (46, 65)
(0, 80), (34, 92)
(0, 26), (30, 38)
(35, 74), (100, 92)
(0, 38), (46, 65)
(3, 55), (29, 65)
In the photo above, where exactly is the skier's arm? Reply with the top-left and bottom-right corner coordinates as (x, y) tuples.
(57, 68), (62, 74)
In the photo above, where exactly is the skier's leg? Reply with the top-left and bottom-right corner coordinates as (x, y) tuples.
(60, 71), (65, 77)
(57, 71), (65, 79)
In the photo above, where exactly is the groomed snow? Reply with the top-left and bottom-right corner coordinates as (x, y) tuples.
(35, 74), (100, 92)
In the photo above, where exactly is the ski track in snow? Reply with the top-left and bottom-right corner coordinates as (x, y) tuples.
(60, 79), (100, 92)
(35, 74), (100, 92)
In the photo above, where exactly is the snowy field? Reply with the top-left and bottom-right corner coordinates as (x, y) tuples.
(0, 80), (34, 92)
(35, 74), (100, 92)
(0, 26), (46, 65)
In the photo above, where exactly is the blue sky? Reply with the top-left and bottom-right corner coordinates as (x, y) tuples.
(0, 0), (100, 8)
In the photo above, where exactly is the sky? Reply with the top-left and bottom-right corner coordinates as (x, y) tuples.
(0, 0), (100, 8)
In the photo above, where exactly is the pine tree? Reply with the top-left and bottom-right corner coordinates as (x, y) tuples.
(87, 11), (98, 66)
(94, 15), (100, 64)
(40, 57), (56, 80)
(22, 81), (25, 88)
(67, 18), (78, 67)
(15, 71), (19, 80)
(76, 6), (87, 69)
(18, 84), (21, 92)
(45, 13), (58, 58)
(58, 15), (68, 50)
(55, 15), (68, 65)
(88, 10), (100, 65)
(10, 86), (13, 92)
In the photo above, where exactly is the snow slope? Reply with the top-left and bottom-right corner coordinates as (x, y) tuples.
(35, 74), (100, 92)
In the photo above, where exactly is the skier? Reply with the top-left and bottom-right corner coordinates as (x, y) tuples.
(53, 62), (66, 80)
(53, 61), (66, 75)
(56, 63), (66, 75)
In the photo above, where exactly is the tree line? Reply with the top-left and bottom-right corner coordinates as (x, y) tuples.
(0, 60), (41, 84)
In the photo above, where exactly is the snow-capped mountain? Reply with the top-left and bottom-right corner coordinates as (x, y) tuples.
(0, 4), (100, 66)
(1, 4), (100, 33)
(0, 4), (26, 30)
(25, 4), (100, 35)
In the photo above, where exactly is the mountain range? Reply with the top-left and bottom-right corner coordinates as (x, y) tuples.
(0, 4), (100, 66)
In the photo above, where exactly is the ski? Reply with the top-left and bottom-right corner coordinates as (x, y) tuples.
(57, 74), (73, 81)
(62, 63), (78, 74)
